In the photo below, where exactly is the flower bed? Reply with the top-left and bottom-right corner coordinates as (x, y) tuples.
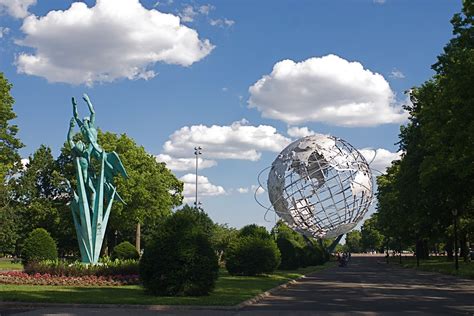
(0, 271), (139, 286)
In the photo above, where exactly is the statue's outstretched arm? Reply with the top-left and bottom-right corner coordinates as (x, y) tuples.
(72, 97), (83, 127)
(68, 118), (75, 148)
(83, 94), (95, 125)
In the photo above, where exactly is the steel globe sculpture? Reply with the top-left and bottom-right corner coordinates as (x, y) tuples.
(267, 134), (373, 239)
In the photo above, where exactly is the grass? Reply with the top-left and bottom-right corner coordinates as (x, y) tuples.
(396, 256), (474, 279)
(0, 258), (23, 271)
(0, 263), (333, 306)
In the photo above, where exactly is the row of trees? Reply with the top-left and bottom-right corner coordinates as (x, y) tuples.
(375, 3), (473, 260)
(0, 71), (183, 258)
(344, 215), (384, 254)
(0, 71), (328, 270)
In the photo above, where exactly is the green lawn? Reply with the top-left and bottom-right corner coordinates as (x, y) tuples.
(0, 263), (333, 306)
(0, 258), (23, 271)
(397, 256), (474, 279)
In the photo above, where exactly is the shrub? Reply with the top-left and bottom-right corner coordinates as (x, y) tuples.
(22, 228), (58, 265)
(238, 224), (271, 240)
(139, 210), (219, 296)
(225, 236), (281, 276)
(277, 236), (303, 270)
(112, 241), (139, 260)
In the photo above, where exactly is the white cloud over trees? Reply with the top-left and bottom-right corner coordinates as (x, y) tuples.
(249, 54), (408, 127)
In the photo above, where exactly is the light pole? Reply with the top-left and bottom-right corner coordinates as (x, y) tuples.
(194, 146), (202, 209)
(452, 208), (459, 271)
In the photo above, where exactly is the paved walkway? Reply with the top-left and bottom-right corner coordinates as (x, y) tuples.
(2, 256), (473, 315)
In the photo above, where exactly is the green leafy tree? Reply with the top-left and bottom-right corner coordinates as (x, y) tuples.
(57, 131), (183, 253)
(361, 215), (384, 253)
(238, 224), (271, 240)
(376, 3), (474, 259)
(12, 145), (73, 255)
(0, 72), (24, 254)
(344, 230), (362, 253)
(210, 223), (238, 264)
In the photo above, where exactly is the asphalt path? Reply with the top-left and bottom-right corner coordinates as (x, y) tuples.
(2, 256), (473, 315)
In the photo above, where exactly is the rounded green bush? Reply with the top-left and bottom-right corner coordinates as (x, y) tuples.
(238, 224), (271, 240)
(139, 210), (219, 296)
(22, 228), (58, 265)
(225, 236), (281, 276)
(276, 236), (302, 270)
(112, 241), (139, 260)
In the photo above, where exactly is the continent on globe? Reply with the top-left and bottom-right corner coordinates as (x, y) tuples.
(267, 134), (373, 239)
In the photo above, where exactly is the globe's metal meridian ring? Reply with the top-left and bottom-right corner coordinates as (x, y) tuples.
(266, 134), (373, 239)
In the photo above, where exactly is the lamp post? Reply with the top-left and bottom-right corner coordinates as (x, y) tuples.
(194, 146), (202, 209)
(452, 208), (459, 271)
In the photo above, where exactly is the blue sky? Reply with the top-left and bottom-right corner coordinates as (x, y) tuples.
(0, 0), (461, 230)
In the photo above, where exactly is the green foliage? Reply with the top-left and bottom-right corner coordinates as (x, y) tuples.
(376, 4), (474, 254)
(111, 241), (139, 260)
(139, 209), (219, 296)
(238, 224), (271, 240)
(0, 72), (23, 179)
(345, 230), (362, 253)
(0, 72), (24, 256)
(361, 215), (384, 252)
(12, 145), (73, 256)
(210, 223), (238, 265)
(276, 236), (302, 270)
(271, 220), (327, 269)
(21, 228), (58, 264)
(225, 236), (281, 276)
(24, 258), (139, 277)
(0, 208), (19, 255)
(54, 131), (183, 255)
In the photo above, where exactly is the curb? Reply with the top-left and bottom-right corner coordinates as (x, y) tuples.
(235, 275), (304, 309)
(0, 301), (237, 311)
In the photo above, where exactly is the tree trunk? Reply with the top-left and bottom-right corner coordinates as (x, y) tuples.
(446, 236), (453, 260)
(135, 222), (141, 253)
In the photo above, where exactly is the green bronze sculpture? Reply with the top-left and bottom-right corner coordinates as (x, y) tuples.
(68, 94), (128, 264)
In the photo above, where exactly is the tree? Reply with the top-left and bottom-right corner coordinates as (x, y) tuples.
(210, 223), (238, 264)
(375, 3), (474, 259)
(345, 230), (362, 253)
(361, 215), (384, 253)
(0, 72), (23, 182)
(57, 131), (183, 253)
(12, 145), (73, 255)
(238, 224), (272, 240)
(0, 72), (24, 255)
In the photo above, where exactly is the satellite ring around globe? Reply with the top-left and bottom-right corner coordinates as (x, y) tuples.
(265, 134), (373, 239)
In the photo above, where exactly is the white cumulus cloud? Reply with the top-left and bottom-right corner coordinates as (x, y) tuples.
(180, 173), (226, 203)
(0, 0), (36, 18)
(237, 187), (249, 194)
(15, 0), (214, 85)
(162, 119), (291, 161)
(287, 126), (316, 138)
(359, 148), (402, 174)
(248, 54), (408, 127)
(156, 154), (217, 172)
